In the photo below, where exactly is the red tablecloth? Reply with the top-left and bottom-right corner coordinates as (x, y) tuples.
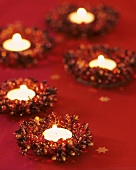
(0, 0), (136, 170)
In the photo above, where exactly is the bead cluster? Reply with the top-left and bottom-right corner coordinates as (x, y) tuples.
(0, 78), (57, 116)
(15, 112), (93, 161)
(46, 4), (119, 38)
(64, 44), (135, 88)
(0, 23), (53, 68)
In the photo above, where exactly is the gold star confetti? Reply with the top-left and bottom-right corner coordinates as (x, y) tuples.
(99, 96), (110, 102)
(96, 147), (108, 153)
(50, 74), (60, 80)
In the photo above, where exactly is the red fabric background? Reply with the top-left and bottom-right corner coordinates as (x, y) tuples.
(0, 0), (136, 170)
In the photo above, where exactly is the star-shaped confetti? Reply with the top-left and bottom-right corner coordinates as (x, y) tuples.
(96, 147), (108, 153)
(99, 96), (110, 102)
(50, 74), (60, 80)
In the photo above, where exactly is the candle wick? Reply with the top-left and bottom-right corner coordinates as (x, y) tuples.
(28, 96), (31, 100)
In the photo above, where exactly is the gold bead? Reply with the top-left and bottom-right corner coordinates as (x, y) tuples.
(74, 115), (78, 120)
(89, 142), (94, 146)
(35, 116), (40, 121)
(44, 148), (47, 154)
(71, 152), (75, 156)
(26, 145), (31, 149)
(90, 76), (95, 81)
(68, 139), (73, 145)
(52, 156), (57, 161)
(16, 134), (21, 139)
(62, 155), (66, 161)
(91, 142), (94, 146)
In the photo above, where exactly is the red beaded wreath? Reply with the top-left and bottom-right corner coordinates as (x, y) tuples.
(0, 77), (57, 116)
(46, 4), (119, 38)
(15, 112), (93, 161)
(0, 23), (53, 68)
(64, 44), (136, 88)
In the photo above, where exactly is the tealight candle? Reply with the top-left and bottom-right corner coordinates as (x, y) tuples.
(43, 125), (72, 142)
(89, 55), (117, 70)
(7, 85), (35, 101)
(3, 33), (31, 52)
(68, 8), (95, 24)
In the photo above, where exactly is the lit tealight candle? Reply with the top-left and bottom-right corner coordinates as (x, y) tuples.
(3, 33), (31, 52)
(43, 125), (72, 142)
(7, 85), (35, 101)
(68, 8), (95, 24)
(89, 55), (117, 70)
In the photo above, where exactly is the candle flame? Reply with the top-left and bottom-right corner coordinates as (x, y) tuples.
(20, 85), (28, 92)
(52, 124), (57, 129)
(12, 33), (22, 43)
(52, 124), (58, 134)
(77, 8), (87, 17)
(98, 55), (105, 65)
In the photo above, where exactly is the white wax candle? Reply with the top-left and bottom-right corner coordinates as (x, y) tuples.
(89, 55), (117, 70)
(7, 85), (35, 101)
(68, 8), (95, 24)
(3, 33), (31, 52)
(43, 125), (72, 142)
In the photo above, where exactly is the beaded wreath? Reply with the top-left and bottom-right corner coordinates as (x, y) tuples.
(64, 44), (136, 88)
(15, 112), (93, 161)
(46, 4), (119, 38)
(0, 78), (57, 116)
(0, 23), (53, 68)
